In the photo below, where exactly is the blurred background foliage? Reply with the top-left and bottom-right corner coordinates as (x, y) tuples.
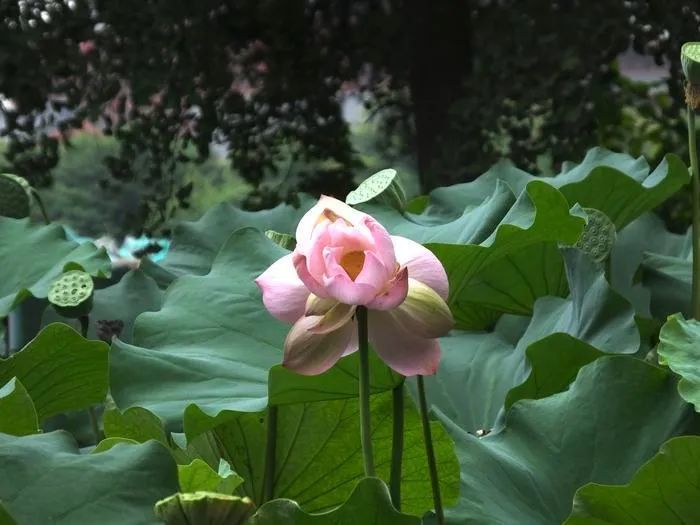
(0, 0), (699, 236)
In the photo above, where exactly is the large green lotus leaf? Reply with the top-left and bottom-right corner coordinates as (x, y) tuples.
(426, 148), (688, 230)
(110, 229), (289, 423)
(441, 356), (694, 525)
(0, 431), (178, 525)
(565, 436), (700, 524)
(428, 181), (584, 329)
(0, 323), (109, 420)
(184, 389), (459, 517)
(42, 270), (164, 344)
(0, 217), (110, 317)
(657, 314), (700, 411)
(154, 199), (313, 284)
(423, 248), (638, 434)
(0, 377), (38, 436)
(248, 477), (419, 525)
(363, 180), (517, 245)
(268, 350), (402, 405)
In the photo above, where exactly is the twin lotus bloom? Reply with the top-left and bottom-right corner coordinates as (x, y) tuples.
(256, 196), (454, 376)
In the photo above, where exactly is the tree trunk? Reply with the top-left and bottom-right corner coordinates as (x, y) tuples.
(404, 0), (471, 190)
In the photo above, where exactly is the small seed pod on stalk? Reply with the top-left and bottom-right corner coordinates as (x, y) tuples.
(48, 270), (95, 319)
(0, 173), (31, 219)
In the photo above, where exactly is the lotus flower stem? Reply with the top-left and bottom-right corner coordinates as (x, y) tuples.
(688, 105), (700, 320)
(79, 315), (102, 444)
(389, 382), (404, 509)
(262, 405), (278, 503)
(417, 375), (444, 525)
(357, 306), (376, 477)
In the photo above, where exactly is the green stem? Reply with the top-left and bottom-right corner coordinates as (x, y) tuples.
(31, 189), (50, 225)
(262, 405), (278, 504)
(79, 315), (101, 444)
(357, 306), (375, 477)
(417, 375), (444, 525)
(389, 382), (405, 509)
(688, 105), (700, 320)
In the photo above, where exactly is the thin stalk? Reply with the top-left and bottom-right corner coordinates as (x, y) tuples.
(79, 315), (101, 444)
(688, 105), (700, 320)
(262, 405), (278, 504)
(356, 306), (375, 477)
(417, 375), (444, 525)
(389, 382), (405, 509)
(31, 189), (50, 225)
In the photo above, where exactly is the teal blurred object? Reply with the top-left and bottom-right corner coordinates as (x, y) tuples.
(63, 226), (170, 263)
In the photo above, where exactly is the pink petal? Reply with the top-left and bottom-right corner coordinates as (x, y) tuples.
(293, 252), (330, 298)
(295, 196), (368, 251)
(306, 223), (332, 281)
(391, 235), (449, 300)
(366, 266), (409, 310)
(368, 310), (441, 376)
(355, 250), (393, 291)
(327, 219), (373, 252)
(364, 217), (397, 271)
(283, 315), (354, 375)
(323, 272), (379, 305)
(255, 253), (310, 324)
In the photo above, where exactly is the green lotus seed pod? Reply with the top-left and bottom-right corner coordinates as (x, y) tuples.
(345, 168), (407, 211)
(265, 230), (296, 250)
(154, 492), (255, 525)
(48, 270), (94, 319)
(682, 42), (700, 85)
(0, 173), (31, 219)
(575, 208), (616, 263)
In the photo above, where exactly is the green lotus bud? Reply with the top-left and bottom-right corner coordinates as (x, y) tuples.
(682, 42), (700, 108)
(346, 168), (407, 212)
(575, 208), (616, 263)
(0, 173), (31, 219)
(154, 492), (255, 525)
(48, 270), (95, 319)
(265, 230), (296, 251)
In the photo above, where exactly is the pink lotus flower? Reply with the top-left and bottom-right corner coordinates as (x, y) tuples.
(256, 196), (453, 376)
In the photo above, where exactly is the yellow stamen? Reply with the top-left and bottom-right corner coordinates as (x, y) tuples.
(340, 251), (365, 281)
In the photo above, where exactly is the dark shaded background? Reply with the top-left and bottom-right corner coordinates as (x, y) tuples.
(0, 0), (698, 234)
